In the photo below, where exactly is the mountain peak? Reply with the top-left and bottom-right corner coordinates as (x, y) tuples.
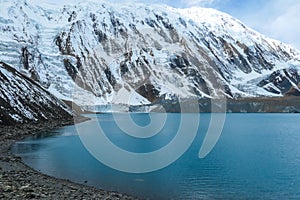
(1, 1), (300, 110)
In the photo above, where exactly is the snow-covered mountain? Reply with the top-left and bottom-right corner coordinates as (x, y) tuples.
(0, 62), (73, 125)
(1, 0), (300, 110)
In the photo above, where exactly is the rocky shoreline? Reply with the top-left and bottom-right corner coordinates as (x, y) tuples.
(0, 119), (139, 200)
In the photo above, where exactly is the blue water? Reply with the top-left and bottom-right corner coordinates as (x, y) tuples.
(12, 113), (300, 199)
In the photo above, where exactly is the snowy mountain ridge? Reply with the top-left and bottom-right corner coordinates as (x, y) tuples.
(1, 0), (300, 111)
(0, 62), (73, 125)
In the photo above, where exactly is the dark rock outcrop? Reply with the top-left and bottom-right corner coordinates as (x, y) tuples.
(0, 62), (73, 125)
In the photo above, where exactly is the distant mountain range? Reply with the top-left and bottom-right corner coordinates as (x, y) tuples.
(0, 0), (300, 116)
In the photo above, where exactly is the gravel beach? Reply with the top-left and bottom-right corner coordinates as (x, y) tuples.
(0, 120), (139, 200)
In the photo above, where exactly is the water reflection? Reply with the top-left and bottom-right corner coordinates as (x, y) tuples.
(12, 142), (44, 154)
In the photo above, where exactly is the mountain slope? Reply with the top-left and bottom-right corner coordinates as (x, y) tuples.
(0, 62), (73, 125)
(0, 1), (300, 110)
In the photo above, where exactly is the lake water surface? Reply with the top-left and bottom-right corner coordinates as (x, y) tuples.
(12, 113), (300, 199)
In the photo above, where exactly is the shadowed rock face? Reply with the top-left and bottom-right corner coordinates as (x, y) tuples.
(0, 62), (73, 125)
(285, 84), (300, 96)
(258, 68), (300, 96)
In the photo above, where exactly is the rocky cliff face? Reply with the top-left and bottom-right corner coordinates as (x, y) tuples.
(0, 1), (300, 111)
(0, 62), (73, 125)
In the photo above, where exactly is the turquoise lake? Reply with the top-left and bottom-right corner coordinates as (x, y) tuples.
(12, 113), (300, 199)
